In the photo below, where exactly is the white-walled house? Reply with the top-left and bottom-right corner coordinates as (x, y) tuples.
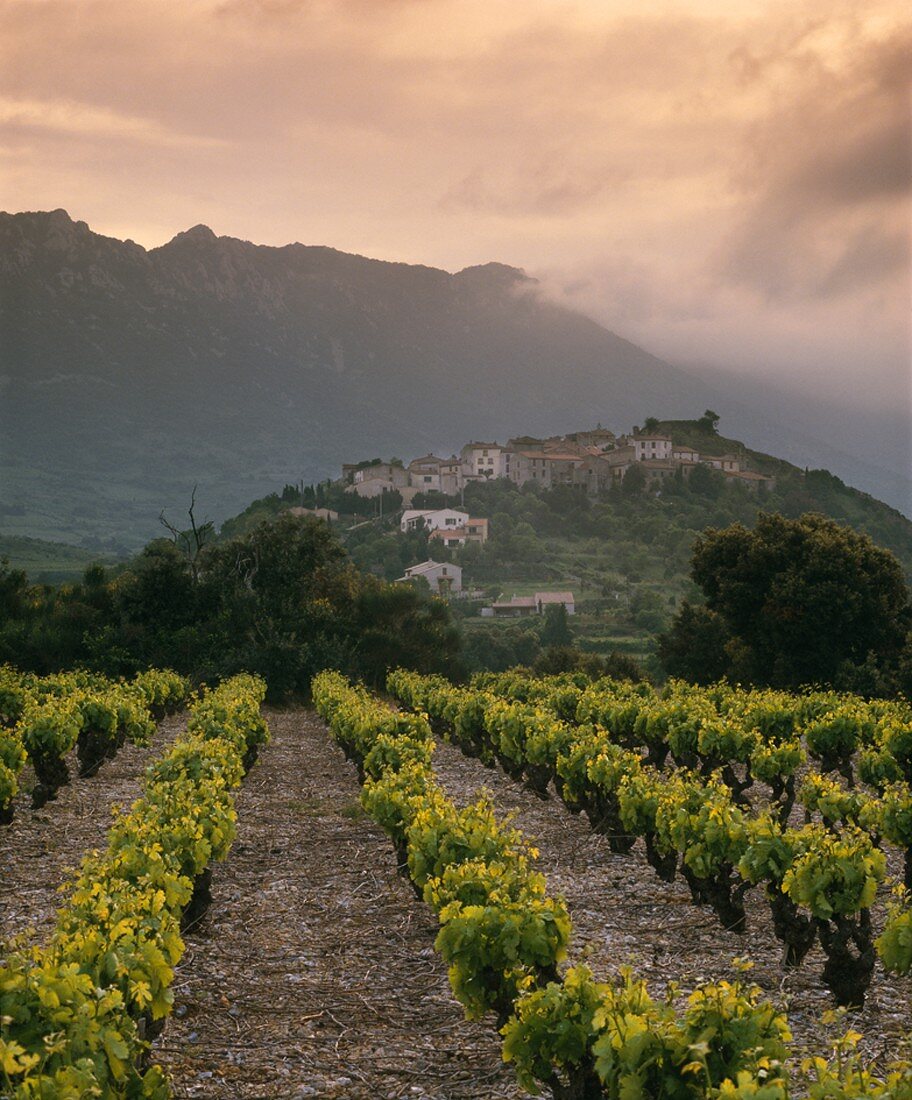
(429, 517), (489, 548)
(400, 508), (470, 534)
(398, 559), (463, 595)
(632, 435), (672, 462)
(460, 442), (503, 480)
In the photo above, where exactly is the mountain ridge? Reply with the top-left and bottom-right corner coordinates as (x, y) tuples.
(1, 209), (908, 556)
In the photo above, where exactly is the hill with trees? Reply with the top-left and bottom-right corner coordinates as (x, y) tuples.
(201, 417), (912, 676)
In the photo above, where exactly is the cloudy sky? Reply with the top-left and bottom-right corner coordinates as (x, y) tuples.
(2, 0), (909, 422)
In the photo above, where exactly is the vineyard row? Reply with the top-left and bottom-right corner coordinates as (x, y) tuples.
(0, 666), (191, 823)
(386, 669), (912, 1011)
(0, 673), (270, 1098)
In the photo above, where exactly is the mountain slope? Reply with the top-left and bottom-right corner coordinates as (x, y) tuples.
(1, 209), (907, 554)
(0, 209), (722, 550)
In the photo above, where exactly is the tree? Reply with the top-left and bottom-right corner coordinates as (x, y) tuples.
(199, 512), (359, 696)
(351, 577), (462, 686)
(116, 541), (197, 634)
(663, 513), (912, 690)
(622, 463), (646, 496)
(688, 463), (722, 499)
(158, 485), (214, 583)
(630, 588), (667, 632)
(0, 558), (29, 620)
(698, 409), (721, 433)
(541, 603), (573, 647)
(657, 602), (731, 684)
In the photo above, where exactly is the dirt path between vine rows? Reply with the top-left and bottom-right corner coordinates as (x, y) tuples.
(0, 712), (187, 946)
(153, 707), (526, 1100)
(427, 738), (912, 1072)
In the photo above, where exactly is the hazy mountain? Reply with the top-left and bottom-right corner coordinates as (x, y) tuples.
(1, 209), (908, 553)
(676, 365), (912, 521)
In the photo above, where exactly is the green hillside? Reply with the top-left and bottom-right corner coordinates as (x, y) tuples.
(0, 534), (116, 584)
(217, 419), (912, 674)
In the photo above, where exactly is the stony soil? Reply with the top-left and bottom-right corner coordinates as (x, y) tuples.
(152, 708), (525, 1099)
(428, 739), (912, 1072)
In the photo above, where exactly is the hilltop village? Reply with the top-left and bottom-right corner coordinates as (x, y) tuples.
(330, 422), (776, 610)
(341, 425), (776, 502)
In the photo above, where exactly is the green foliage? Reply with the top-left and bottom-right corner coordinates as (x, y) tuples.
(802, 1026), (912, 1099)
(662, 513), (912, 691)
(347, 668), (912, 1096)
(501, 965), (609, 1092)
(781, 826), (886, 921)
(799, 774), (865, 828)
(1, 673), (265, 1097)
(657, 602), (731, 685)
(0, 514), (463, 697)
(435, 891), (570, 1019)
(876, 889), (912, 976)
(541, 603), (573, 648)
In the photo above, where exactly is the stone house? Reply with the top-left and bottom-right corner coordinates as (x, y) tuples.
(345, 476), (399, 499)
(438, 456), (463, 495)
(511, 450), (583, 488)
(408, 455), (446, 492)
(640, 459), (678, 486)
(724, 470), (776, 491)
(606, 445), (636, 481)
(573, 455), (614, 495)
(568, 427), (616, 449)
(704, 454), (742, 473)
(345, 460), (410, 498)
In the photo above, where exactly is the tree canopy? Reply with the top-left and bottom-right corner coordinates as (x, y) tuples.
(659, 512), (912, 691)
(0, 514), (462, 697)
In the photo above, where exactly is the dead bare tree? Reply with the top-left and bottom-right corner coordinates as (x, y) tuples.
(159, 485), (215, 583)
